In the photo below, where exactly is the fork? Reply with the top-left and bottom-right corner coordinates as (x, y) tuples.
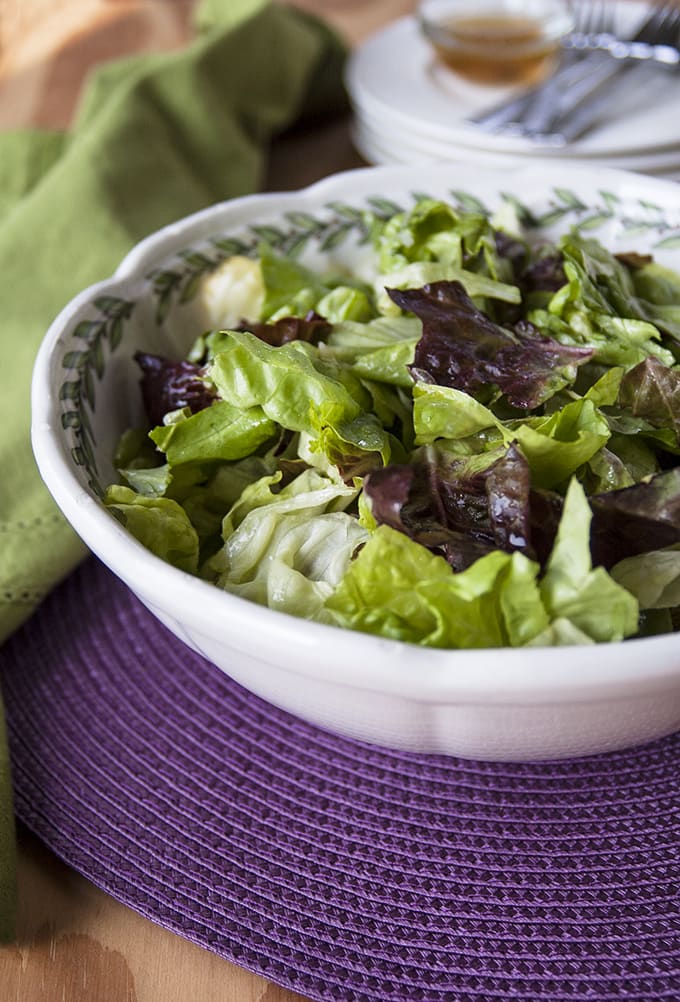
(535, 3), (680, 143)
(468, 2), (680, 141)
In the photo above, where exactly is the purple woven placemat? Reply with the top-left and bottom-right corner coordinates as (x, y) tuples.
(2, 556), (679, 1001)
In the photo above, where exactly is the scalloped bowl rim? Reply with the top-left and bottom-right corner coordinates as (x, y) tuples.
(30, 162), (680, 711)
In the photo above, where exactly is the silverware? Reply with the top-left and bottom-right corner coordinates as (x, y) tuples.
(529, 3), (680, 142)
(468, 2), (680, 142)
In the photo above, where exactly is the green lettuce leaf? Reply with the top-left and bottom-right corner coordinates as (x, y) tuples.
(209, 330), (391, 469)
(542, 232), (676, 367)
(326, 525), (548, 648)
(259, 242), (333, 319)
(371, 197), (508, 278)
(326, 314), (419, 386)
(610, 544), (680, 610)
(539, 478), (639, 642)
(149, 399), (276, 466)
(413, 385), (609, 490)
(206, 468), (367, 621)
(630, 260), (680, 341)
(104, 485), (199, 574)
(511, 398), (610, 490)
(374, 262), (521, 317)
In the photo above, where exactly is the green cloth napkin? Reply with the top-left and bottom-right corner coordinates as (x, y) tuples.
(0, 0), (348, 940)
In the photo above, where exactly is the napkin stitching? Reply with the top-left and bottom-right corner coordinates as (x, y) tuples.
(0, 513), (65, 533)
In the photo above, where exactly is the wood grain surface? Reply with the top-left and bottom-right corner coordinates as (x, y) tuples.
(0, 1), (410, 999)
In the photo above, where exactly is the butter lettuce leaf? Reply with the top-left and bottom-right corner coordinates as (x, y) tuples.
(611, 544), (680, 611)
(371, 197), (511, 280)
(206, 468), (367, 621)
(149, 399), (277, 468)
(413, 384), (609, 491)
(325, 525), (548, 648)
(209, 330), (391, 470)
(104, 485), (199, 574)
(543, 233), (678, 366)
(539, 479), (639, 642)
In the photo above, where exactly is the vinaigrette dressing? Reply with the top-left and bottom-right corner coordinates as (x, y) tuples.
(427, 13), (560, 85)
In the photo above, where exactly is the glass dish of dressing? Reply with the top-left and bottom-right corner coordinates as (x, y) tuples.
(418, 0), (574, 86)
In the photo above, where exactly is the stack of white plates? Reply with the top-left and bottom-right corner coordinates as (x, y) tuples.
(345, 4), (680, 181)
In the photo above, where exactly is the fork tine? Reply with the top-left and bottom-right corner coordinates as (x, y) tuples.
(575, 1), (609, 38)
(633, 3), (680, 46)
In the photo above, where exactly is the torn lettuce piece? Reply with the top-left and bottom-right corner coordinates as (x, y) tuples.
(174, 454), (279, 547)
(259, 242), (333, 319)
(511, 397), (610, 490)
(539, 479), (639, 642)
(362, 442), (534, 572)
(390, 281), (591, 409)
(258, 244), (374, 322)
(413, 382), (508, 444)
(309, 406), (394, 479)
(315, 286), (374, 323)
(134, 352), (215, 427)
(325, 525), (548, 648)
(208, 330), (390, 469)
(197, 254), (264, 330)
(325, 314), (419, 386)
(543, 232), (678, 366)
(631, 260), (680, 339)
(326, 314), (421, 361)
(206, 468), (367, 621)
(375, 262), (521, 317)
(580, 447), (637, 494)
(618, 356), (680, 443)
(610, 544), (680, 610)
(413, 384), (609, 491)
(149, 399), (277, 467)
(371, 197), (511, 281)
(525, 618), (596, 646)
(209, 331), (360, 428)
(104, 485), (199, 574)
(589, 467), (680, 568)
(350, 340), (417, 388)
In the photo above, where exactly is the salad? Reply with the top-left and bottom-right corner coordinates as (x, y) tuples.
(105, 196), (680, 649)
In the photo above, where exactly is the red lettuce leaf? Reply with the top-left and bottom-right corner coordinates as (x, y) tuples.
(519, 252), (567, 294)
(237, 311), (330, 347)
(618, 356), (680, 440)
(387, 280), (591, 409)
(590, 468), (680, 567)
(135, 352), (215, 427)
(363, 443), (534, 571)
(528, 468), (680, 569)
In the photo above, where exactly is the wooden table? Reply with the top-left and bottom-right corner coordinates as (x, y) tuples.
(0, 2), (413, 1000)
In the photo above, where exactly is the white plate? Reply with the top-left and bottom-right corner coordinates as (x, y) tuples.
(352, 108), (680, 178)
(346, 8), (680, 159)
(32, 162), (680, 761)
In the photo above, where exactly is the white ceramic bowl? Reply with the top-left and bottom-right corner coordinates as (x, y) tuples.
(31, 162), (680, 761)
